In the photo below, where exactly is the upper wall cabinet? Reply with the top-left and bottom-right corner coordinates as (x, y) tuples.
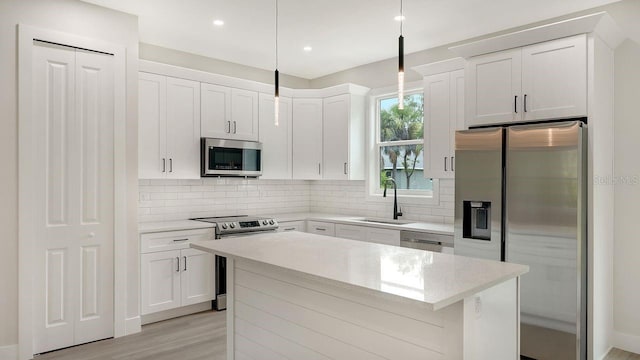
(292, 98), (323, 180)
(322, 94), (365, 180)
(423, 69), (464, 179)
(201, 83), (259, 141)
(139, 72), (200, 179)
(466, 34), (587, 127)
(259, 93), (293, 179)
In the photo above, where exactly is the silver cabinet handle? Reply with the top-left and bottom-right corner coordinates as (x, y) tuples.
(318, 163), (321, 175)
(344, 162), (347, 175)
(226, 121), (231, 133)
(315, 227), (326, 231)
(233, 121), (237, 134)
(451, 156), (455, 171)
(524, 94), (528, 112)
(162, 158), (166, 173)
(169, 158), (173, 173)
(173, 238), (189, 242)
(183, 256), (187, 271)
(284, 227), (296, 231)
(514, 95), (518, 114)
(176, 257), (180, 272)
(444, 157), (448, 171)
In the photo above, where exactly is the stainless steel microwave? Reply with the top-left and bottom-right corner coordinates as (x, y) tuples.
(201, 138), (262, 177)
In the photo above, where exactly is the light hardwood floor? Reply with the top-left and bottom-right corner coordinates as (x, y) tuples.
(36, 311), (639, 360)
(36, 311), (226, 360)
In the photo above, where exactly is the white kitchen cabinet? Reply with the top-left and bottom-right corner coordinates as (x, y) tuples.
(140, 228), (215, 315)
(322, 94), (366, 180)
(277, 220), (306, 232)
(306, 221), (336, 236)
(467, 34), (586, 127)
(335, 224), (367, 241)
(366, 227), (401, 246)
(292, 98), (323, 180)
(138, 72), (200, 179)
(423, 69), (464, 179)
(259, 93), (292, 179)
(201, 83), (258, 141)
(336, 224), (400, 246)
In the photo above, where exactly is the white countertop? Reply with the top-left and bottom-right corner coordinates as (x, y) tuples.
(138, 220), (214, 234)
(191, 231), (528, 311)
(274, 212), (455, 235)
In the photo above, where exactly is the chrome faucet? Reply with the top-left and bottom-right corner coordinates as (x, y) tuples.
(383, 178), (403, 220)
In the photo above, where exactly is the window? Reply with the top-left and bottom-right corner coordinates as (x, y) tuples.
(374, 91), (433, 196)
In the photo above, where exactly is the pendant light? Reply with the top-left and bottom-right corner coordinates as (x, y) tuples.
(397, 0), (405, 110)
(274, 0), (280, 126)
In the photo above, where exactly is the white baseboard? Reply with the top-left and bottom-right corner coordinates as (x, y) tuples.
(598, 346), (614, 360)
(0, 344), (17, 360)
(613, 331), (640, 355)
(141, 302), (213, 325)
(123, 316), (141, 337)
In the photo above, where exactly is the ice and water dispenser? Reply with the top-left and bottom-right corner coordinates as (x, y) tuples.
(463, 201), (491, 240)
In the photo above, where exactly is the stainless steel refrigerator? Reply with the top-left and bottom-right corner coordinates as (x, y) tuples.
(454, 120), (587, 360)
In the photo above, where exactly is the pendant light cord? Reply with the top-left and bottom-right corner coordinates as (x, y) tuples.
(400, 0), (403, 35)
(275, 0), (278, 69)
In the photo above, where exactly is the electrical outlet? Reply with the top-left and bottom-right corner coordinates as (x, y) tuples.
(474, 296), (482, 318)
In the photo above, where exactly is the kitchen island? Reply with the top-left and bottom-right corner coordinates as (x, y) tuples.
(191, 231), (528, 360)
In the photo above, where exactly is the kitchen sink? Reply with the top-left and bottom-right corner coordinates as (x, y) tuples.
(357, 218), (416, 225)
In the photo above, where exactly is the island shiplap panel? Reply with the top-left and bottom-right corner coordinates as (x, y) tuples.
(230, 259), (465, 360)
(234, 267), (446, 350)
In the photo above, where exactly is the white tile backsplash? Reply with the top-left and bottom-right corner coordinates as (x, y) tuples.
(138, 178), (454, 223)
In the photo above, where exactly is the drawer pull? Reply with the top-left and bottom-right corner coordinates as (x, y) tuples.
(176, 257), (180, 272)
(315, 228), (326, 231)
(173, 238), (189, 242)
(284, 227), (296, 231)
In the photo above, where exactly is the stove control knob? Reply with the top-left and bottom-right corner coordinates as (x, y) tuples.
(269, 219), (275, 225)
(221, 223), (228, 229)
(229, 223), (236, 229)
(262, 220), (268, 225)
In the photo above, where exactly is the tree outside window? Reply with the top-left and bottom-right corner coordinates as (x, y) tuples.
(377, 93), (432, 192)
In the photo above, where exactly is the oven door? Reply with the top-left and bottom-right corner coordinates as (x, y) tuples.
(202, 138), (262, 177)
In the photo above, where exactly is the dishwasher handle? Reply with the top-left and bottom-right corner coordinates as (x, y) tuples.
(400, 231), (453, 253)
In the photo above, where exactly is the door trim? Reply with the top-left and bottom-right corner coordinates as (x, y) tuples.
(18, 24), (129, 360)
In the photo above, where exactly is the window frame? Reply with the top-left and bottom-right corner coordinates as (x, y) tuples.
(366, 82), (440, 205)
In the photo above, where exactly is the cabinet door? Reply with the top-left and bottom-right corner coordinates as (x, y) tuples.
(521, 34), (587, 121)
(335, 224), (366, 241)
(423, 73), (452, 179)
(201, 83), (232, 138)
(449, 69), (465, 173)
(323, 94), (350, 180)
(366, 228), (400, 246)
(467, 48), (522, 127)
(277, 220), (305, 232)
(138, 72), (167, 179)
(292, 98), (323, 180)
(259, 93), (292, 179)
(166, 77), (200, 179)
(141, 250), (181, 315)
(231, 88), (259, 141)
(306, 221), (335, 236)
(180, 248), (215, 306)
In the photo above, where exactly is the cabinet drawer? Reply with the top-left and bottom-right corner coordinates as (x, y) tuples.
(277, 221), (306, 233)
(335, 224), (367, 241)
(306, 221), (336, 236)
(140, 228), (215, 254)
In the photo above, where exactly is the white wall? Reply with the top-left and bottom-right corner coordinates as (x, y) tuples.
(0, 0), (139, 351)
(613, 39), (640, 355)
(140, 43), (311, 89)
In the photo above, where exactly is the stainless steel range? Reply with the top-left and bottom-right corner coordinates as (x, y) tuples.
(191, 215), (278, 310)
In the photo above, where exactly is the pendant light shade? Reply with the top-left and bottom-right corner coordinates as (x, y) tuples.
(274, 0), (280, 126)
(397, 0), (405, 110)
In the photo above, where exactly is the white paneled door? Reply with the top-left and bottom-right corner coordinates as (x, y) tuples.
(32, 42), (114, 354)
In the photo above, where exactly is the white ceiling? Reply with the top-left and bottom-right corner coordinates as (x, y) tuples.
(82, 0), (621, 79)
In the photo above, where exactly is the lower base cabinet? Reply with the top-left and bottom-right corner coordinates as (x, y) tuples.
(335, 224), (400, 246)
(306, 221), (336, 236)
(277, 220), (306, 232)
(140, 229), (215, 315)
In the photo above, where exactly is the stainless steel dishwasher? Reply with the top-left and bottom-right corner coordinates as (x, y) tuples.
(400, 231), (454, 254)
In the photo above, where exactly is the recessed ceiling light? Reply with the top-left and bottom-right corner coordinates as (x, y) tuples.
(213, 19), (224, 26)
(394, 15), (405, 21)
(303, 46), (312, 52)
